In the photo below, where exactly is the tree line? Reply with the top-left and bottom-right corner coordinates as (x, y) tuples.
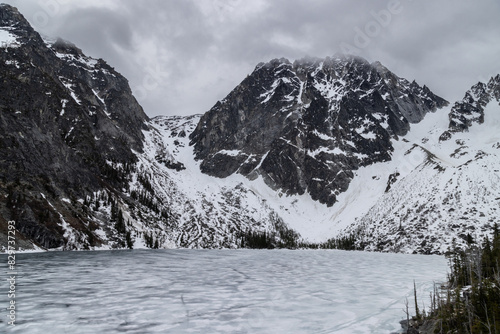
(408, 224), (500, 333)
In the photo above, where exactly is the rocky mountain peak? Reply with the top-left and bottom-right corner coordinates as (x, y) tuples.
(190, 55), (448, 206)
(0, 4), (44, 48)
(51, 38), (85, 57)
(0, 4), (29, 28)
(488, 74), (500, 99)
(440, 74), (500, 140)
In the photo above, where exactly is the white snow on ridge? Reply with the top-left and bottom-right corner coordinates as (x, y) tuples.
(59, 76), (81, 105)
(340, 101), (500, 252)
(137, 98), (499, 251)
(92, 88), (111, 118)
(308, 146), (344, 157)
(59, 99), (68, 116)
(313, 77), (345, 102)
(216, 149), (241, 157)
(260, 78), (282, 103)
(312, 129), (332, 141)
(53, 51), (98, 70)
(0, 27), (19, 47)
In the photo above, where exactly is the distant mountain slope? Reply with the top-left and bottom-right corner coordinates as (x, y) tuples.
(338, 75), (500, 253)
(190, 56), (448, 206)
(137, 115), (298, 249)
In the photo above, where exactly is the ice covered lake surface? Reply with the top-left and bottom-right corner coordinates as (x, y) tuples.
(1, 249), (448, 334)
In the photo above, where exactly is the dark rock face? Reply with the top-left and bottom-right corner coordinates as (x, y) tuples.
(0, 4), (148, 248)
(441, 74), (500, 140)
(190, 55), (448, 206)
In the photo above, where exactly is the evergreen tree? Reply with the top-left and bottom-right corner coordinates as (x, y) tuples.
(416, 224), (500, 333)
(126, 231), (134, 249)
(115, 209), (126, 234)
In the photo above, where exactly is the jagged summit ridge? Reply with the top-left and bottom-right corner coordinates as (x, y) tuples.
(440, 74), (500, 140)
(0, 4), (34, 32)
(190, 55), (448, 206)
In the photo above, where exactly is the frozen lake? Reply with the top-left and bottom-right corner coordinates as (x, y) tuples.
(1, 250), (448, 333)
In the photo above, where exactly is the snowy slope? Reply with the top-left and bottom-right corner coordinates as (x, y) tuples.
(339, 89), (500, 253)
(113, 115), (296, 249)
(137, 75), (500, 254)
(144, 115), (373, 244)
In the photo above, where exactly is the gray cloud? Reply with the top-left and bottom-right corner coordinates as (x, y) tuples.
(3, 0), (500, 116)
(55, 7), (135, 71)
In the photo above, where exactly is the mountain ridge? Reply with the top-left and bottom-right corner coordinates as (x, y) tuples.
(1, 4), (498, 254)
(338, 75), (500, 253)
(0, 4), (149, 249)
(190, 54), (448, 206)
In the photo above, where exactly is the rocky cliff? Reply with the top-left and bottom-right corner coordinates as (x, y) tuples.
(0, 4), (148, 249)
(190, 56), (448, 206)
(440, 74), (500, 139)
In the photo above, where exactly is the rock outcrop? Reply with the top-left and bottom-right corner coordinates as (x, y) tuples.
(440, 74), (500, 140)
(0, 4), (148, 249)
(190, 56), (448, 206)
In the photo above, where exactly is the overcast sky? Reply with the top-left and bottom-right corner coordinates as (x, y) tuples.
(4, 0), (500, 117)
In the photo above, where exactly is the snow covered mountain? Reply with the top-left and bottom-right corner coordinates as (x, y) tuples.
(136, 69), (499, 254)
(145, 80), (500, 254)
(339, 75), (500, 254)
(0, 4), (301, 252)
(0, 4), (149, 250)
(190, 56), (448, 206)
(1, 4), (498, 254)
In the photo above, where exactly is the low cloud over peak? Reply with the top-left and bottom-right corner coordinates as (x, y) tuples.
(5, 0), (500, 117)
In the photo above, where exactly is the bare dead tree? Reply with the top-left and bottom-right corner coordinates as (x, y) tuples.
(482, 302), (493, 334)
(465, 294), (474, 334)
(469, 246), (483, 288)
(493, 260), (500, 293)
(403, 297), (410, 334)
(430, 291), (435, 315)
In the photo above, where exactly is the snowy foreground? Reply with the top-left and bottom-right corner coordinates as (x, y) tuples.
(0, 250), (447, 333)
